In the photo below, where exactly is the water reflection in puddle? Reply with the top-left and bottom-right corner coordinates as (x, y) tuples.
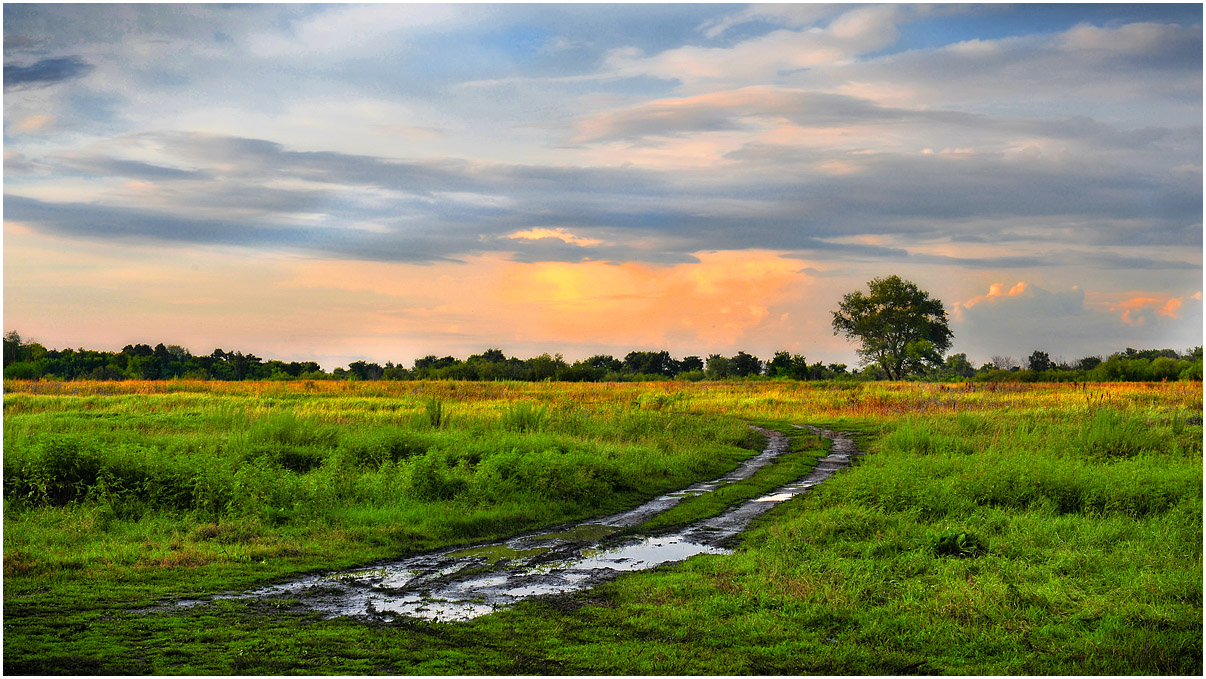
(188, 426), (859, 623)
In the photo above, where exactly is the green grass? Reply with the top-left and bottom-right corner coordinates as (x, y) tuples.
(632, 425), (827, 535)
(3, 381), (1201, 674)
(3, 392), (756, 612)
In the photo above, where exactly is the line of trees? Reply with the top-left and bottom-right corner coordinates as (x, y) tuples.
(2, 332), (1200, 383)
(1, 333), (322, 382)
(948, 347), (1204, 383)
(0, 333), (845, 382)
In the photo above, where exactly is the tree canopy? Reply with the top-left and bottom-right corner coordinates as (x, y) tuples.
(832, 275), (953, 380)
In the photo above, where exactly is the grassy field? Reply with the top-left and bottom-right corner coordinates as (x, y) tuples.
(3, 379), (1201, 674)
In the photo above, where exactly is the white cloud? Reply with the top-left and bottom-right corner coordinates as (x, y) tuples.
(1061, 22), (1181, 55)
(700, 3), (843, 39)
(605, 5), (904, 88)
(826, 4), (900, 44)
(798, 21), (1202, 113)
(951, 282), (1204, 362)
(246, 4), (465, 58)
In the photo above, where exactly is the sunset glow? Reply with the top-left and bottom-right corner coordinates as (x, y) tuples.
(4, 4), (1201, 369)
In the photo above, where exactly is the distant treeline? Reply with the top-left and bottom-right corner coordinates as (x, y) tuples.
(2, 332), (1201, 383)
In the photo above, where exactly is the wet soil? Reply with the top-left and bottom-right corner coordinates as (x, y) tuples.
(175, 425), (862, 623)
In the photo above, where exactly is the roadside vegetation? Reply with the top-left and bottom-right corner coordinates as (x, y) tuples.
(4, 379), (1201, 674)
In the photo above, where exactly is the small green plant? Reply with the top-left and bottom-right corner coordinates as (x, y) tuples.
(929, 528), (986, 558)
(425, 396), (447, 429)
(1171, 412), (1186, 436)
(637, 392), (687, 411)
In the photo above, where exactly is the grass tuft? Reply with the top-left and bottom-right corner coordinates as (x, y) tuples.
(1078, 407), (1164, 458)
(929, 529), (987, 558)
(503, 401), (548, 433)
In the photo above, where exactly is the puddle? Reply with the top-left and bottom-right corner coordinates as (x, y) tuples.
(175, 425), (861, 623)
(446, 545), (550, 566)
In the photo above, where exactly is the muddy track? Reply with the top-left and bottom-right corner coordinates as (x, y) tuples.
(175, 425), (864, 623)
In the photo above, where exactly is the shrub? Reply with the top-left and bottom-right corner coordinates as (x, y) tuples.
(407, 448), (467, 501)
(10, 434), (102, 506)
(341, 429), (427, 468)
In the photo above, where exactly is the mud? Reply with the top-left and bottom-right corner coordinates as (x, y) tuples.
(175, 425), (862, 623)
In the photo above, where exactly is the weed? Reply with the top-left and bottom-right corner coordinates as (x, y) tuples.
(1078, 407), (1163, 458)
(929, 529), (987, 558)
(425, 397), (448, 429)
(504, 402), (548, 433)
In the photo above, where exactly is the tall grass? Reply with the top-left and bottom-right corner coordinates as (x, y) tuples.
(568, 401), (1201, 675)
(3, 379), (1200, 675)
(2, 384), (756, 584)
(503, 401), (548, 432)
(424, 396), (448, 429)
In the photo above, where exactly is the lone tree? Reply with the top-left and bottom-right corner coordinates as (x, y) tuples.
(1028, 350), (1054, 372)
(832, 275), (953, 380)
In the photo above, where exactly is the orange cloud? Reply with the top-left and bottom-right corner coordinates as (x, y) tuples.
(497, 249), (802, 347)
(1160, 297), (1183, 318)
(3, 220), (34, 236)
(1087, 291), (1194, 326)
(268, 249), (807, 356)
(957, 281), (1029, 310)
(10, 115), (53, 133)
(504, 227), (603, 247)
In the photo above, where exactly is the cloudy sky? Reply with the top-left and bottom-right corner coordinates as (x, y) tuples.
(4, 3), (1202, 370)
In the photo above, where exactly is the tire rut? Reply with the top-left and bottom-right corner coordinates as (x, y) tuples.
(173, 425), (863, 622)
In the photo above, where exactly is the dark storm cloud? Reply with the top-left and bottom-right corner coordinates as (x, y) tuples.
(4, 55), (93, 89)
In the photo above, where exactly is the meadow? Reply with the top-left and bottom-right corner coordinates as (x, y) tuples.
(3, 378), (1201, 674)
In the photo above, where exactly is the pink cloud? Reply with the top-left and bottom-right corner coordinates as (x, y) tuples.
(1088, 291), (1194, 326)
(955, 280), (1029, 312)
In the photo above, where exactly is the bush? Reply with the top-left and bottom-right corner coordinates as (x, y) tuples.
(8, 434), (102, 506)
(407, 448), (467, 501)
(341, 429), (427, 468)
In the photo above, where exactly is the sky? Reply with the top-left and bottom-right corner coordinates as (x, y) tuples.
(3, 2), (1202, 371)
